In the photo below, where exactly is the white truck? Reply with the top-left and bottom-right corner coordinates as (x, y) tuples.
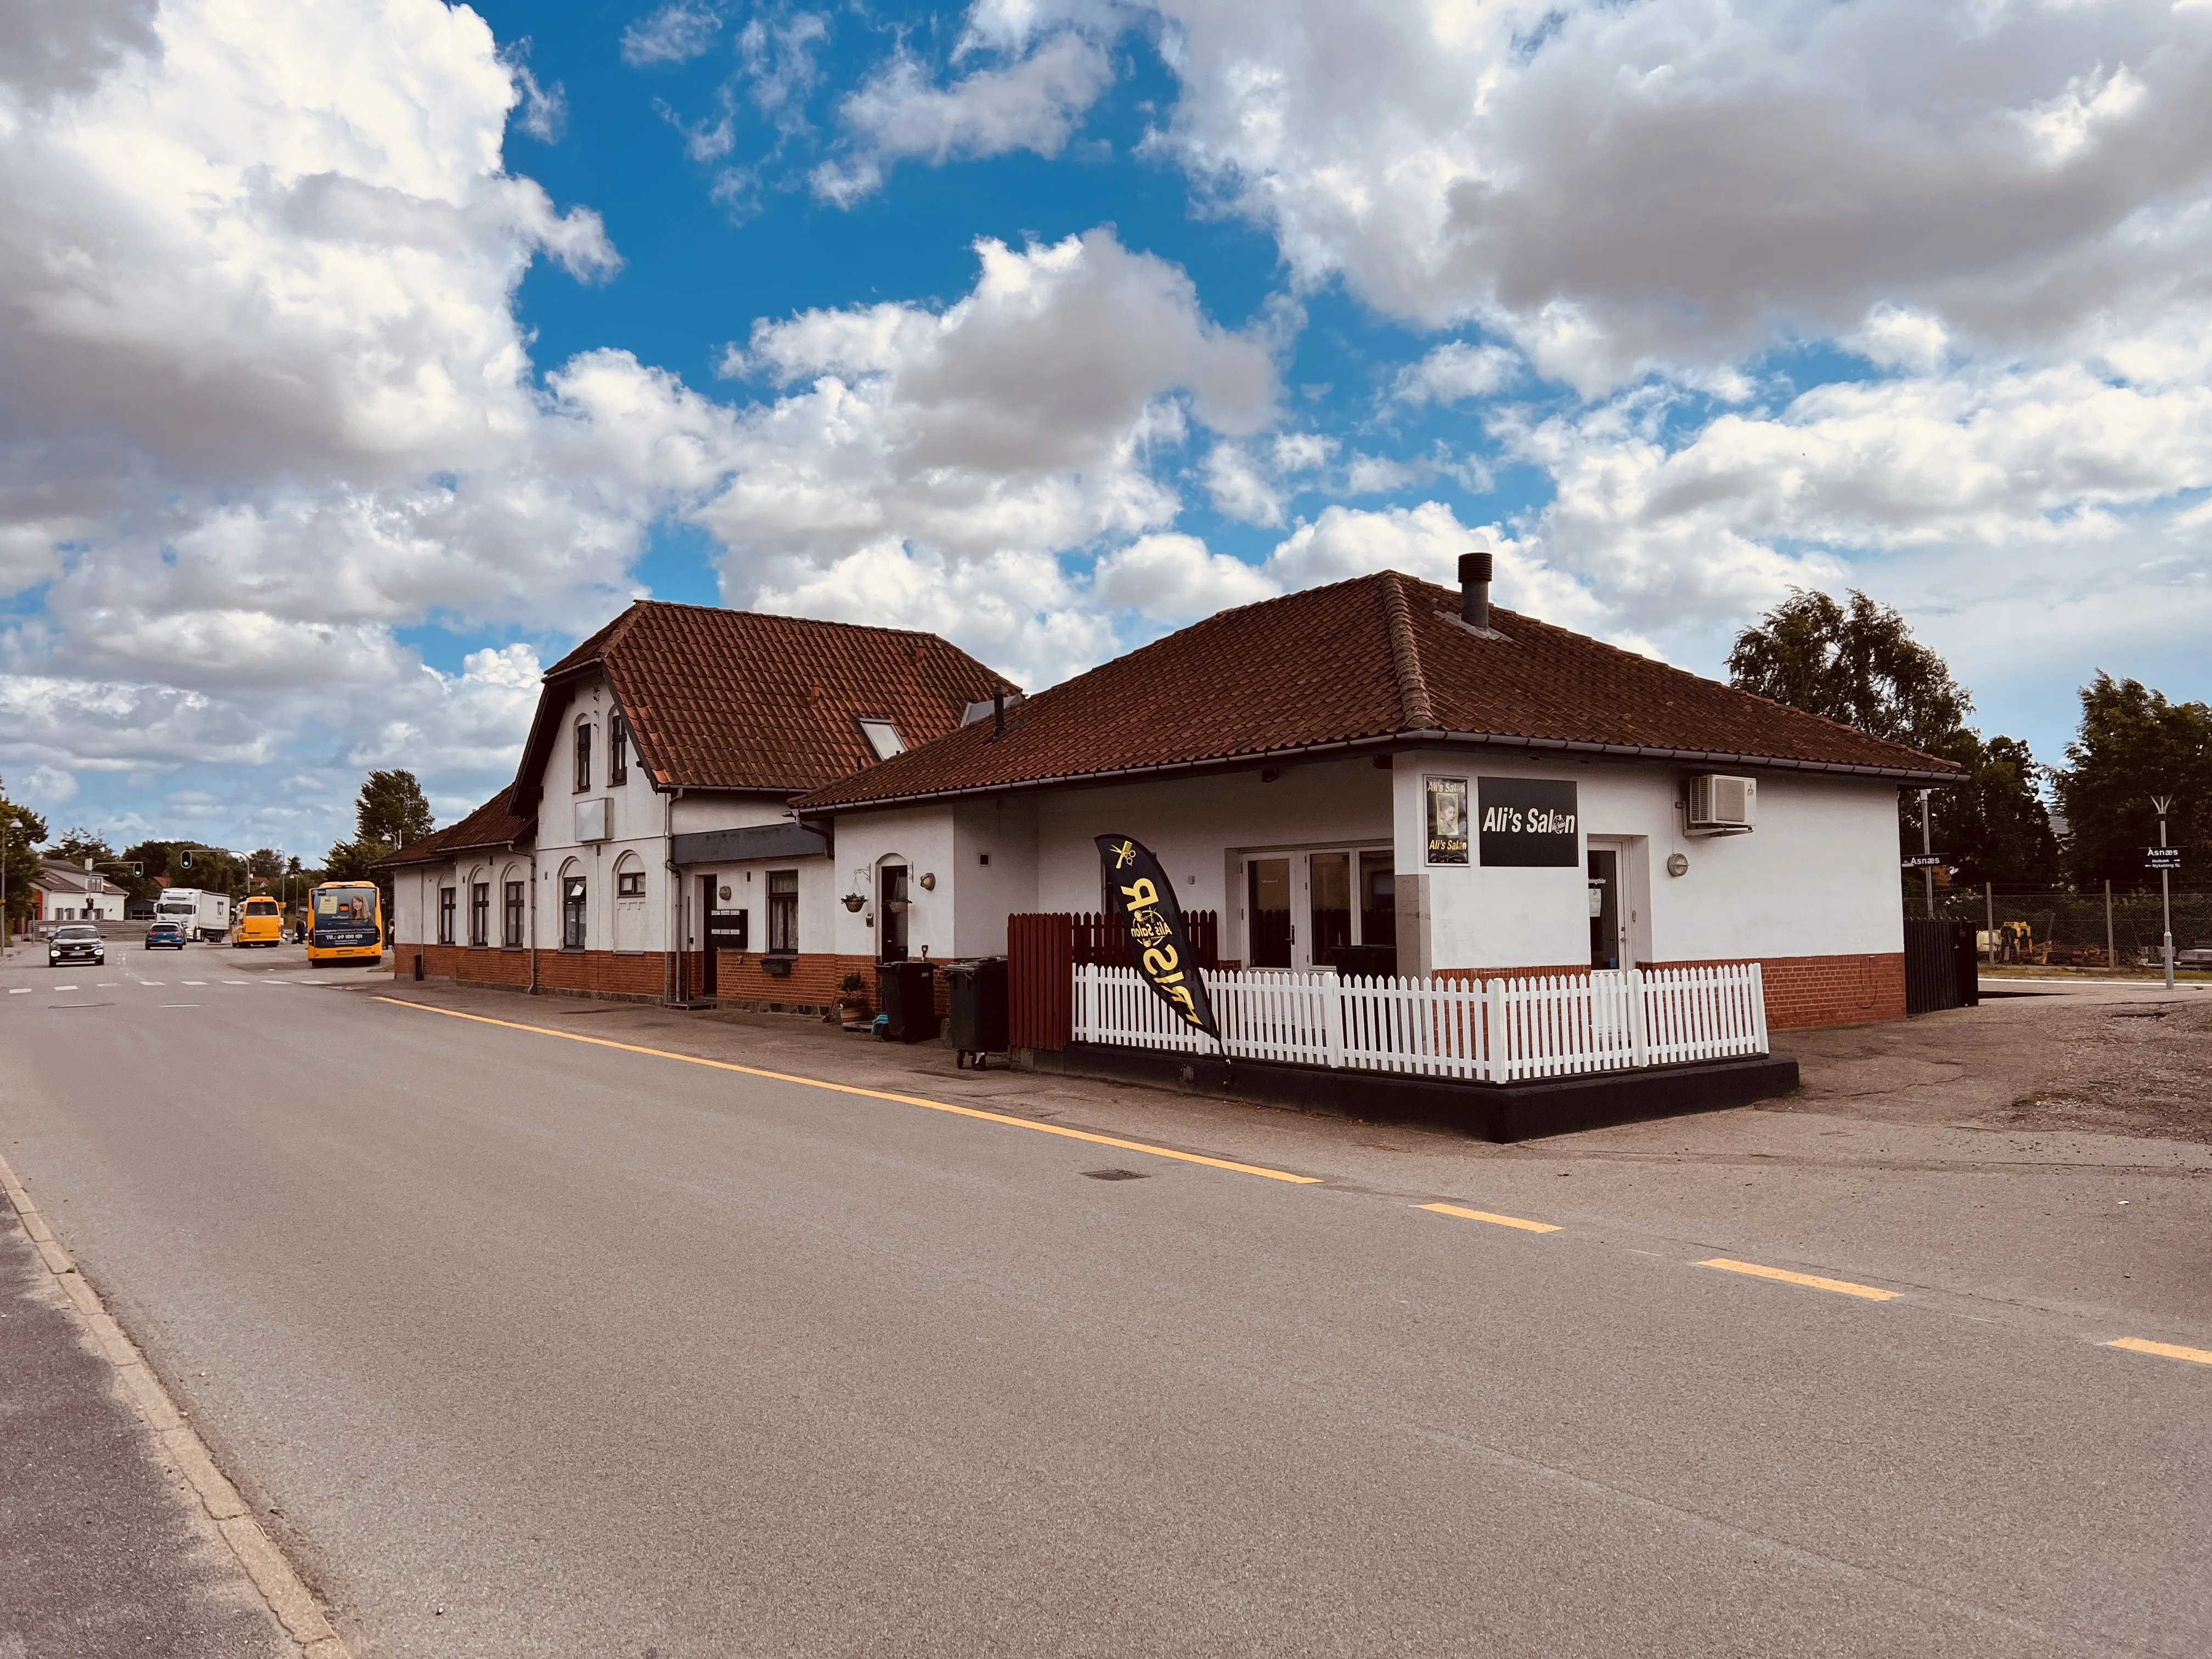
(154, 887), (232, 943)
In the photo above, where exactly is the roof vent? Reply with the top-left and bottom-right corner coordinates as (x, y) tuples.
(1458, 551), (1493, 629)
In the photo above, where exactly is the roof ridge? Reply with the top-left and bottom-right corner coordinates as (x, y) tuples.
(1396, 574), (1953, 770)
(1380, 572), (1437, 731)
(622, 598), (974, 647)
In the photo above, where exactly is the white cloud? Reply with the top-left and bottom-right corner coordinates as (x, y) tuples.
(1392, 341), (1517, 405)
(1202, 443), (1283, 526)
(0, 0), (742, 847)
(1092, 532), (1278, 621)
(813, 30), (1114, 204)
(621, 1), (724, 67)
(1153, 0), (2212, 391)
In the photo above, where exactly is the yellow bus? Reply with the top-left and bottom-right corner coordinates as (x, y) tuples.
(230, 895), (283, 947)
(306, 881), (384, 968)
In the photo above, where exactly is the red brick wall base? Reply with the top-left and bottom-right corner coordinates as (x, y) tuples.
(394, 943), (955, 1019)
(1640, 952), (1906, 1030)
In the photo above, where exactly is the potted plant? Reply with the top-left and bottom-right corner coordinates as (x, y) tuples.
(837, 972), (873, 1030)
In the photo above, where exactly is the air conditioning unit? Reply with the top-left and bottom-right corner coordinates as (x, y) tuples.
(1686, 774), (1756, 835)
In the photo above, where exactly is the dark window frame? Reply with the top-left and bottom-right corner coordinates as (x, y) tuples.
(573, 720), (591, 793)
(561, 876), (587, 951)
(437, 885), (457, 947)
(609, 713), (628, 786)
(502, 880), (526, 949)
(617, 868), (646, 899)
(766, 868), (799, 954)
(468, 881), (490, 947)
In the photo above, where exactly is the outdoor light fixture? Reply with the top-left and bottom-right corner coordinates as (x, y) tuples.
(919, 872), (936, 890)
(1667, 853), (1690, 877)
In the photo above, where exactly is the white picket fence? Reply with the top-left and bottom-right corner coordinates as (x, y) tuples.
(1073, 961), (1768, 1082)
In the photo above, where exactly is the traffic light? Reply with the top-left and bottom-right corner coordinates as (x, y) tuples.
(179, 849), (191, 870)
(131, 862), (143, 877)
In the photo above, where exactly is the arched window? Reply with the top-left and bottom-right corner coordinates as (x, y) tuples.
(467, 865), (490, 947)
(560, 861), (587, 950)
(501, 863), (527, 948)
(613, 852), (647, 953)
(573, 718), (592, 793)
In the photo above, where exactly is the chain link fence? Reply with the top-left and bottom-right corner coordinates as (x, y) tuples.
(1900, 877), (2211, 968)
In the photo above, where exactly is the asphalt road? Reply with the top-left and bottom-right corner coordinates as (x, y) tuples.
(2, 943), (2207, 1657)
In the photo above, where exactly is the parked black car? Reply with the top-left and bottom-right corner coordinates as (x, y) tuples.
(144, 920), (189, 951)
(48, 924), (105, 967)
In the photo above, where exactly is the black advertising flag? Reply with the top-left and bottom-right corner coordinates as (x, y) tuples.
(1094, 834), (1221, 1042)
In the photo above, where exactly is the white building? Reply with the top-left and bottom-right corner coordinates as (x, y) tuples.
(381, 601), (1002, 1007)
(793, 564), (1958, 1032)
(34, 859), (127, 923)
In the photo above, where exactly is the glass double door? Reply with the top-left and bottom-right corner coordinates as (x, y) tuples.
(1244, 850), (1395, 970)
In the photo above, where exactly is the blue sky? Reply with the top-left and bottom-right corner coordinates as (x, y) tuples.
(3, 0), (2209, 857)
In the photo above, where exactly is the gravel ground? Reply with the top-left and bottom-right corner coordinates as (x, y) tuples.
(1780, 985), (2212, 1143)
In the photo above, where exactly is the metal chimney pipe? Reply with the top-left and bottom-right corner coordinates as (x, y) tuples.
(991, 683), (1006, 741)
(1458, 551), (1493, 629)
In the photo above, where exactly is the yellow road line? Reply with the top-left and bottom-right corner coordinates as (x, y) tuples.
(1417, 1201), (1560, 1234)
(2106, 1337), (2212, 1367)
(374, 997), (1320, 1185)
(1699, 1257), (1898, 1301)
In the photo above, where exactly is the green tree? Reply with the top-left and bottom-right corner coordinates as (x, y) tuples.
(248, 847), (284, 881)
(2051, 674), (2212, 889)
(1726, 588), (1970, 752)
(1, 776), (50, 938)
(355, 770), (433, 848)
(1931, 733), (2061, 888)
(47, 828), (118, 867)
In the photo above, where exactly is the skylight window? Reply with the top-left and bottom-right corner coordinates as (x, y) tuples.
(858, 719), (905, 761)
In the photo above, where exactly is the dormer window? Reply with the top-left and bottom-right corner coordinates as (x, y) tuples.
(574, 719), (592, 792)
(858, 719), (905, 761)
(609, 713), (629, 786)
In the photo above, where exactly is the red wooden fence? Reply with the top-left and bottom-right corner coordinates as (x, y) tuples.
(1007, 910), (1218, 1051)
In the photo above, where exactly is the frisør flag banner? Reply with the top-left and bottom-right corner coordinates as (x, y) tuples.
(1095, 834), (1221, 1043)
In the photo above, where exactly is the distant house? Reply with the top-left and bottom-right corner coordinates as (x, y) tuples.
(380, 601), (1003, 1005)
(34, 859), (126, 923)
(790, 566), (1960, 1030)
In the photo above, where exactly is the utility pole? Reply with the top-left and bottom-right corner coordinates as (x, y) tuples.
(1918, 789), (1936, 917)
(2152, 796), (2175, 991)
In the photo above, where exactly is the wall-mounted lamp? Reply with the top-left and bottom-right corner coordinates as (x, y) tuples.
(1666, 853), (1690, 878)
(1260, 768), (1282, 783)
(918, 872), (936, 890)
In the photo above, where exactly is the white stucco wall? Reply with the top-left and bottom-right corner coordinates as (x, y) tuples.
(823, 806), (962, 961)
(1392, 751), (1905, 972)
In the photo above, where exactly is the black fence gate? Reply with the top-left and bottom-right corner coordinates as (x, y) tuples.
(1904, 917), (1979, 1015)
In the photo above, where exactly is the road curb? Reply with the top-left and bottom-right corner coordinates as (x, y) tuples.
(0, 1148), (351, 1657)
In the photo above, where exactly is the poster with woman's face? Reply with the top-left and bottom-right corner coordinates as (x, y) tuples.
(1425, 776), (1470, 865)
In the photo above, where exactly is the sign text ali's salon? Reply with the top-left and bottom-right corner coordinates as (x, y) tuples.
(1426, 776), (1580, 868)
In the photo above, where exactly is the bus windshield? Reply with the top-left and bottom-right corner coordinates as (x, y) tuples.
(314, 889), (376, 922)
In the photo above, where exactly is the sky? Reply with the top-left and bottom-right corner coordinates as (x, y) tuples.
(3, 0), (2210, 858)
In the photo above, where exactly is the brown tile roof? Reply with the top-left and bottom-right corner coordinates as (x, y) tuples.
(796, 571), (1961, 811)
(374, 786), (534, 869)
(521, 602), (1006, 802)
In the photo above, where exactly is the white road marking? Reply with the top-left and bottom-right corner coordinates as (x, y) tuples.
(140, 981), (165, 986)
(223, 979), (250, 985)
(7, 987), (29, 995)
(53, 985), (77, 991)
(181, 980), (207, 986)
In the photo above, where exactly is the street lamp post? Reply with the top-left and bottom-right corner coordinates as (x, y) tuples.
(2152, 795), (2175, 991)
